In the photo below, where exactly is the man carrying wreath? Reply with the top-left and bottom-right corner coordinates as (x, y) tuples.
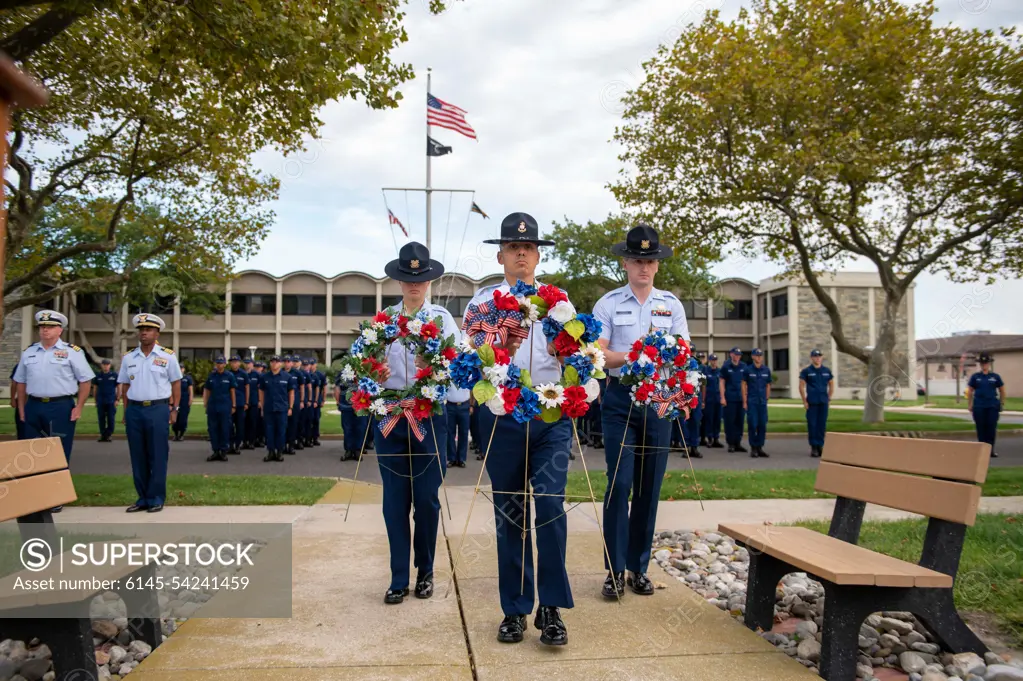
(591, 224), (691, 600)
(467, 212), (575, 647)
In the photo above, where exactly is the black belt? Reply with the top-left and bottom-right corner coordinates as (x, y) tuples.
(128, 398), (170, 406)
(28, 395), (75, 403)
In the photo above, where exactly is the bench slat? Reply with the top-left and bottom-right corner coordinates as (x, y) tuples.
(0, 438), (67, 481)
(0, 469), (77, 523)
(814, 461), (982, 526)
(822, 433), (990, 484)
(718, 523), (954, 588)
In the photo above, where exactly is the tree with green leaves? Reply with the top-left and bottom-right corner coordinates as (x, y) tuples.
(1, 0), (444, 323)
(542, 213), (717, 313)
(612, 0), (1023, 422)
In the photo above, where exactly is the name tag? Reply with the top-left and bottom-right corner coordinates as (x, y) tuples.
(613, 313), (635, 326)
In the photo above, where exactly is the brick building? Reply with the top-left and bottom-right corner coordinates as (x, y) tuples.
(0, 270), (914, 399)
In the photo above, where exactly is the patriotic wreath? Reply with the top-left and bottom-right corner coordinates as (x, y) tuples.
(619, 329), (702, 420)
(347, 308), (457, 441)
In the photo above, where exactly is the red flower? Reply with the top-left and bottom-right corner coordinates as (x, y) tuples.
(554, 331), (580, 357)
(627, 350), (639, 362)
(351, 391), (372, 411)
(502, 386), (522, 413)
(415, 366), (433, 382)
(373, 310), (391, 324)
(666, 376), (678, 389)
(632, 339), (644, 351)
(493, 291), (521, 311)
(673, 354), (687, 367)
(537, 284), (567, 309)
(442, 347), (458, 361)
(563, 385), (587, 403)
(643, 346), (659, 360)
(688, 396), (699, 409)
(397, 315), (410, 337)
(562, 398), (588, 418)
(634, 382), (656, 402)
(493, 347), (511, 365)
(412, 398), (434, 420)
(420, 321), (439, 339)
(682, 383), (696, 395)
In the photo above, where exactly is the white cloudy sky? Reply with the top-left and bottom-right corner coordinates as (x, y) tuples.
(240, 0), (1023, 339)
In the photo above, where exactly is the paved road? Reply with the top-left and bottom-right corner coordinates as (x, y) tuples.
(67, 432), (1023, 487)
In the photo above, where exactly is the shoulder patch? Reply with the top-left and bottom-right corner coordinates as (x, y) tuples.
(163, 347), (174, 354)
(70, 345), (82, 352)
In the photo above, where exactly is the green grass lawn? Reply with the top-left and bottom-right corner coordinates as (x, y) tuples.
(795, 514), (1023, 647)
(565, 466), (1023, 502)
(67, 474), (338, 506)
(923, 396), (1023, 412)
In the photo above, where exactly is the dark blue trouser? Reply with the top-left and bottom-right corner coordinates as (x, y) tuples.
(340, 408), (368, 453)
(96, 402), (116, 439)
(702, 399), (721, 442)
(174, 404), (191, 434)
(231, 407), (246, 448)
(313, 405), (322, 439)
(747, 402), (768, 447)
(287, 407), (298, 446)
(126, 402), (170, 506)
(264, 409), (288, 451)
(246, 404), (259, 442)
(24, 398), (76, 463)
(684, 404), (703, 446)
(723, 399), (745, 446)
(601, 380), (671, 575)
(469, 405), (480, 449)
(806, 403), (829, 447)
(207, 408), (232, 451)
(446, 401), (470, 464)
(374, 412), (447, 591)
(14, 407), (25, 440)
(973, 406), (1000, 450)
(480, 408), (573, 615)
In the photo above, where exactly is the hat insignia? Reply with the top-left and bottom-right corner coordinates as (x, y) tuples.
(410, 259), (420, 268)
(641, 239), (651, 250)
(517, 221), (527, 233)
(40, 312), (50, 320)
(139, 314), (148, 321)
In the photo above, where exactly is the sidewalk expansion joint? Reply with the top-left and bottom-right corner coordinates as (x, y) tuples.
(441, 512), (479, 681)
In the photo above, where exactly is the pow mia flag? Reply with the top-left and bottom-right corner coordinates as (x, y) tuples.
(427, 136), (453, 157)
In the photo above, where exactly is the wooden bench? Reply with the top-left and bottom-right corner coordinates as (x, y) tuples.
(0, 438), (163, 681)
(719, 432), (991, 681)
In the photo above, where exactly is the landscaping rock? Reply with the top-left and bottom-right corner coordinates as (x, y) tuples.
(881, 618), (916, 636)
(951, 653), (986, 677)
(900, 652), (929, 674)
(985, 665), (1023, 681)
(16, 659), (51, 681)
(797, 638), (822, 663)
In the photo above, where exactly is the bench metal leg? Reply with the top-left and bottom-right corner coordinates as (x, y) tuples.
(114, 563), (164, 650)
(908, 589), (987, 656)
(819, 584), (877, 681)
(743, 546), (792, 633)
(0, 617), (97, 681)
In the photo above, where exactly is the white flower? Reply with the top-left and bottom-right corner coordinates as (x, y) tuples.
(458, 336), (474, 352)
(340, 366), (356, 382)
(370, 398), (389, 416)
(421, 385), (439, 401)
(407, 319), (424, 336)
(361, 328), (378, 343)
(583, 378), (601, 403)
(581, 344), (606, 371)
(637, 352), (653, 366)
(535, 383), (565, 408)
(663, 335), (677, 349)
(432, 369), (449, 383)
(372, 321), (386, 331)
(485, 386), (508, 416)
(548, 300), (577, 324)
(483, 363), (509, 385)
(686, 370), (703, 387)
(524, 300), (540, 324)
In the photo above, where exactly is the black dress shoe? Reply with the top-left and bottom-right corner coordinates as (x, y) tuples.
(227, 447), (240, 455)
(207, 451), (228, 462)
(384, 587), (408, 604)
(476, 453), (484, 460)
(147, 504), (163, 513)
(734, 444), (748, 453)
(627, 572), (655, 595)
(50, 505), (63, 513)
(991, 451), (999, 458)
(750, 449), (759, 458)
(758, 448), (770, 458)
(264, 451), (275, 462)
(497, 614), (526, 643)
(569, 451), (576, 460)
(602, 571), (625, 599)
(414, 573), (434, 599)
(295, 442), (304, 451)
(690, 447), (703, 458)
(710, 440), (724, 448)
(534, 606), (567, 646)
(727, 445), (736, 453)
(459, 461), (467, 468)
(593, 438), (604, 449)
(126, 503), (148, 513)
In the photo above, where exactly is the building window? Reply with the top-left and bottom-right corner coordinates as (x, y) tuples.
(681, 300), (708, 320)
(771, 293), (789, 318)
(76, 293), (114, 314)
(281, 349), (324, 363)
(179, 348), (221, 362)
(131, 295), (176, 315)
(282, 295), (326, 316)
(761, 297), (768, 320)
(332, 295), (376, 316)
(441, 296), (473, 319)
(772, 348), (789, 371)
(382, 295), (402, 310)
(232, 294), (276, 315)
(714, 300), (753, 320)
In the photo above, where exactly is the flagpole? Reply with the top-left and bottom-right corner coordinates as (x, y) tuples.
(426, 67), (433, 253)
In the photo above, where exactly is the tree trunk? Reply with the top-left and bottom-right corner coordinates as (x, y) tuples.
(862, 291), (903, 423)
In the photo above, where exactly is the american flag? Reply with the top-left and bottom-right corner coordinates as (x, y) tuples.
(427, 93), (477, 140)
(388, 209), (408, 237)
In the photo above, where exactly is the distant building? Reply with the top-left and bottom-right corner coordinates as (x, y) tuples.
(1, 270), (914, 399)
(915, 334), (1023, 398)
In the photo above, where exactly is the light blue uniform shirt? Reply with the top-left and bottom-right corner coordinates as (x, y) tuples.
(116, 344), (183, 400)
(592, 285), (691, 378)
(13, 339), (94, 397)
(382, 302), (462, 391)
(465, 280), (569, 386)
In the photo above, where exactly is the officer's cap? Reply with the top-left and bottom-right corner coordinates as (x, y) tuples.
(729, 346), (742, 355)
(255, 361), (266, 368)
(101, 358), (112, 365)
(243, 357), (253, 364)
(214, 356), (227, 364)
(270, 355), (282, 362)
(708, 354), (718, 361)
(229, 354), (241, 361)
(35, 309), (67, 327)
(978, 352), (993, 363)
(301, 358), (311, 366)
(751, 348), (763, 356)
(133, 313), (165, 330)
(810, 349), (823, 357)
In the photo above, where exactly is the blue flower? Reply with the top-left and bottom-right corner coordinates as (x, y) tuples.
(358, 377), (381, 396)
(565, 354), (594, 384)
(425, 338), (441, 354)
(641, 362), (656, 377)
(542, 316), (562, 341)
(509, 280), (537, 298)
(384, 323), (399, 339)
(449, 352), (483, 389)
(505, 364), (522, 386)
(576, 313), (602, 343)
(351, 338), (365, 355)
(512, 387), (541, 423)
(434, 384), (448, 402)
